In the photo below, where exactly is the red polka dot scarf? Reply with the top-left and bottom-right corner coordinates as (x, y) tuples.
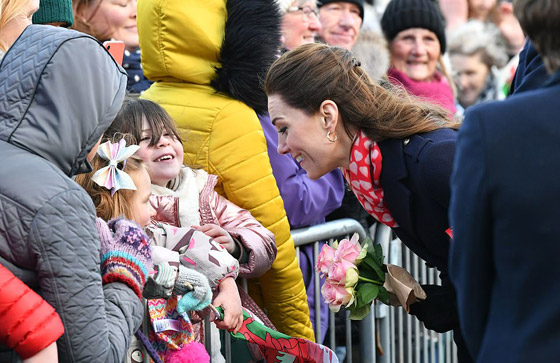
(342, 130), (398, 228)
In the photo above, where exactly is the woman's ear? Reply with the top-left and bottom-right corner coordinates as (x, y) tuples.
(319, 100), (339, 132)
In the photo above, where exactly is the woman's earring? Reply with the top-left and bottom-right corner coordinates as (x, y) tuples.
(326, 131), (338, 143)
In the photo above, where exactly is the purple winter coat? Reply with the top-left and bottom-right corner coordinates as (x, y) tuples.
(259, 114), (345, 342)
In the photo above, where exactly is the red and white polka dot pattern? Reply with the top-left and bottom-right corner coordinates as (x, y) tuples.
(342, 131), (398, 228)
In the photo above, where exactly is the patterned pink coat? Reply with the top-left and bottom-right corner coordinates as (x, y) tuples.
(147, 224), (239, 288)
(150, 167), (276, 278)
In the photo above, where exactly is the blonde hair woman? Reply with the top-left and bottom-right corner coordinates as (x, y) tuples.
(0, 0), (38, 52)
(448, 20), (510, 109)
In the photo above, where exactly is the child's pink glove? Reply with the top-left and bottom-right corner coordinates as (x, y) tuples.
(97, 217), (152, 299)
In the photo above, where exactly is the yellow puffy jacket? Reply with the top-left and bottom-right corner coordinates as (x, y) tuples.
(137, 0), (314, 340)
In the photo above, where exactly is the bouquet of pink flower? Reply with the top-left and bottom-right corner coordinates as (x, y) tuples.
(315, 233), (390, 320)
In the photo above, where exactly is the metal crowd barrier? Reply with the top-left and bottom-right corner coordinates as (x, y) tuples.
(292, 218), (368, 363)
(373, 223), (458, 363)
(209, 219), (458, 363)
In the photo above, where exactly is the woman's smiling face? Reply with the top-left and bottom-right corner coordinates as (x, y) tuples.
(268, 94), (345, 180)
(390, 28), (441, 81)
(451, 52), (490, 108)
(80, 0), (139, 51)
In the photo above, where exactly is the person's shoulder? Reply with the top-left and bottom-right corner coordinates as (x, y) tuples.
(404, 128), (457, 160)
(465, 84), (556, 130)
(408, 129), (456, 181)
(468, 82), (553, 115)
(421, 128), (457, 142)
(211, 101), (264, 139)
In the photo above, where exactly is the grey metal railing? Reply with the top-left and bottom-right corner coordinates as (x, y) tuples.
(292, 218), (367, 349)
(208, 219), (458, 363)
(375, 223), (458, 363)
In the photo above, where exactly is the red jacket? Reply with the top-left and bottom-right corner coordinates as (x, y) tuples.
(0, 264), (64, 359)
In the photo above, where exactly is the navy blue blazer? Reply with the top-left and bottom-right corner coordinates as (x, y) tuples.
(450, 70), (560, 362)
(379, 128), (475, 362)
(509, 39), (549, 95)
(379, 128), (457, 278)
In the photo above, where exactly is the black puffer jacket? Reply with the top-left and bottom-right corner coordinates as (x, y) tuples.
(0, 25), (141, 362)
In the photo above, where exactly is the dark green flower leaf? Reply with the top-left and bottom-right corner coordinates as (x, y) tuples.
(363, 254), (385, 282)
(359, 283), (380, 304)
(373, 243), (384, 261)
(348, 304), (371, 320)
(376, 285), (391, 305)
(358, 264), (380, 282)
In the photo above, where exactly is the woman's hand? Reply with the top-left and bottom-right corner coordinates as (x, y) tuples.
(193, 224), (239, 256)
(212, 277), (243, 334)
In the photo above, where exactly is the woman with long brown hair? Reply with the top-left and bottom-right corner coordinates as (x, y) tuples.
(265, 42), (471, 362)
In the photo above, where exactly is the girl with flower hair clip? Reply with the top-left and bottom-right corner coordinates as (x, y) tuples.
(75, 136), (242, 363)
(104, 98), (278, 362)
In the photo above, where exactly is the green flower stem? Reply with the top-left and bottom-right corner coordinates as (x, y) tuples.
(358, 276), (383, 285)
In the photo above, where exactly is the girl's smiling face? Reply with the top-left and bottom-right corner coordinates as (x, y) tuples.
(135, 119), (184, 187)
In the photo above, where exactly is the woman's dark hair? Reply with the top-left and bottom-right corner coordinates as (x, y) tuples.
(105, 98), (183, 146)
(265, 43), (459, 142)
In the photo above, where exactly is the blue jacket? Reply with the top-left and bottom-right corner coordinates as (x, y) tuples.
(122, 48), (152, 94)
(509, 39), (549, 95)
(380, 128), (474, 362)
(450, 70), (560, 362)
(379, 128), (456, 276)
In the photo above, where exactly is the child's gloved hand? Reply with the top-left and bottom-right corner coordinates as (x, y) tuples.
(97, 217), (152, 299)
(143, 262), (177, 299)
(175, 265), (212, 313)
